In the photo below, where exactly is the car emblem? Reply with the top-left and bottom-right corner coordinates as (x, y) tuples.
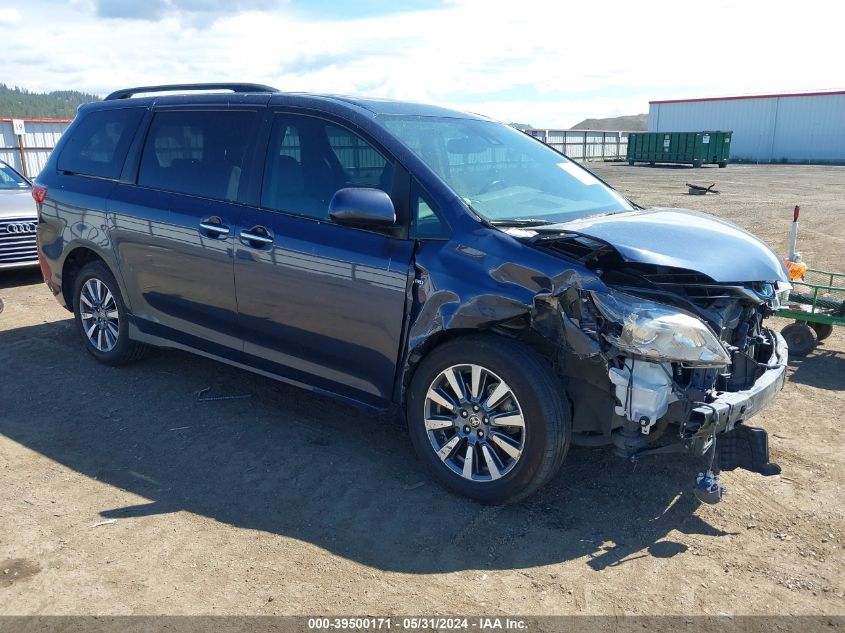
(4, 222), (37, 234)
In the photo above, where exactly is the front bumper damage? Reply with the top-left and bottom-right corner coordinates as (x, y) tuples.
(601, 330), (787, 503)
(690, 332), (787, 475)
(538, 281), (788, 505)
(689, 332), (787, 438)
(521, 285), (788, 479)
(616, 331), (787, 468)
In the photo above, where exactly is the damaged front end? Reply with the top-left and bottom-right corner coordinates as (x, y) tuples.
(528, 229), (790, 502)
(404, 207), (791, 504)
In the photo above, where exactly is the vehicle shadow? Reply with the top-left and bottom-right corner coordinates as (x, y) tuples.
(787, 347), (845, 390)
(0, 319), (731, 574)
(0, 268), (42, 291)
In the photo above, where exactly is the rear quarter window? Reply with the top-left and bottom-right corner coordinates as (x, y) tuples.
(57, 108), (145, 179)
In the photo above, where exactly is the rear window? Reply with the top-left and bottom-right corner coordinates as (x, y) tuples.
(57, 108), (144, 179)
(137, 110), (260, 202)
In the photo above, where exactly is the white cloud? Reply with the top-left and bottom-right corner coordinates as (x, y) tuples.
(3, 0), (842, 127)
(0, 8), (22, 24)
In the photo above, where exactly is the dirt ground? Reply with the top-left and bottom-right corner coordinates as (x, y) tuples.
(1, 164), (843, 616)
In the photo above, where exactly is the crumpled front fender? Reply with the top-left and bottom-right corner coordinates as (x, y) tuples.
(396, 231), (608, 406)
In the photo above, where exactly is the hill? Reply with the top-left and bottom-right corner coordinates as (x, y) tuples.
(0, 84), (100, 119)
(571, 113), (648, 131)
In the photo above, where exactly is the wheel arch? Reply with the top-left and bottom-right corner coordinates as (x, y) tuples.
(60, 245), (130, 313)
(397, 324), (563, 416)
(401, 329), (476, 395)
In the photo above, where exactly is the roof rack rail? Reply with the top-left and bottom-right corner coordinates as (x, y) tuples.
(104, 83), (279, 100)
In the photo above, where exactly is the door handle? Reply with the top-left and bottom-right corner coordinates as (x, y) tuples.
(239, 226), (274, 246)
(199, 218), (230, 238)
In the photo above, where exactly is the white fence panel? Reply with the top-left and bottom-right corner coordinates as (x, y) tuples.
(0, 119), (72, 178)
(524, 129), (631, 161)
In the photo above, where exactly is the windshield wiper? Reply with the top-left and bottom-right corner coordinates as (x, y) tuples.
(489, 219), (555, 227)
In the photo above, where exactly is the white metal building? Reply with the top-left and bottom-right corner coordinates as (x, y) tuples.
(648, 90), (845, 163)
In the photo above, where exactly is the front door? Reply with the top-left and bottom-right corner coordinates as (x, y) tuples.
(233, 113), (413, 405)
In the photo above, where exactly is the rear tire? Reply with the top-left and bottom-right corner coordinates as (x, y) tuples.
(407, 335), (570, 504)
(781, 322), (818, 357)
(810, 322), (834, 342)
(72, 261), (148, 366)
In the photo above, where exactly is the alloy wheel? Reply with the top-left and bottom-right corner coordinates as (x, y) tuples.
(79, 278), (120, 353)
(423, 364), (526, 482)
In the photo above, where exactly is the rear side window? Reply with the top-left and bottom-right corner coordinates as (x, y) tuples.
(57, 108), (144, 179)
(138, 110), (259, 202)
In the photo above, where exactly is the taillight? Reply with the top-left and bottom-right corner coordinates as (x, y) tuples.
(31, 184), (47, 204)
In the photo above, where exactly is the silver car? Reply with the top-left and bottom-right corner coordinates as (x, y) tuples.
(0, 160), (38, 270)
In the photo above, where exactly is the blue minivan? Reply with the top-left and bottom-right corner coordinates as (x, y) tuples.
(35, 84), (789, 504)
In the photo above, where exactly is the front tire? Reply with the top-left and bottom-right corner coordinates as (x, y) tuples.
(73, 261), (148, 365)
(407, 336), (570, 504)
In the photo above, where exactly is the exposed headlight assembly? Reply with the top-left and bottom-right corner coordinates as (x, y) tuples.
(590, 290), (731, 367)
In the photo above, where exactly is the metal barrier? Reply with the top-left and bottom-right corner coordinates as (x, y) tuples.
(0, 118), (72, 179)
(524, 129), (633, 161)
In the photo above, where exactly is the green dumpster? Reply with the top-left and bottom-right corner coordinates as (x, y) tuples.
(627, 131), (731, 168)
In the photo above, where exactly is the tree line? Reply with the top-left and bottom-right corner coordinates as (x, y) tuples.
(0, 84), (100, 119)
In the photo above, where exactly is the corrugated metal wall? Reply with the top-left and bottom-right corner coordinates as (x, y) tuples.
(0, 119), (71, 178)
(648, 93), (845, 162)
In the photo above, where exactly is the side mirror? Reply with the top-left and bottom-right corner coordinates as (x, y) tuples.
(329, 188), (396, 228)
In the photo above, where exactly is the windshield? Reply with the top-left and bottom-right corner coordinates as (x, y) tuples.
(0, 163), (29, 190)
(380, 116), (632, 223)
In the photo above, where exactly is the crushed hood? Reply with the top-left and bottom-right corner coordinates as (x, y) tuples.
(540, 208), (788, 283)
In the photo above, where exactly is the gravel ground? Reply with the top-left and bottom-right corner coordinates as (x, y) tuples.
(1, 163), (843, 616)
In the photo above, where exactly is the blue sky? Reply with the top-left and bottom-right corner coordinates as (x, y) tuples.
(290, 0), (444, 19)
(1, 1), (839, 127)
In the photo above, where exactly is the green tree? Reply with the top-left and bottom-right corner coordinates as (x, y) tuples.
(0, 84), (101, 119)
